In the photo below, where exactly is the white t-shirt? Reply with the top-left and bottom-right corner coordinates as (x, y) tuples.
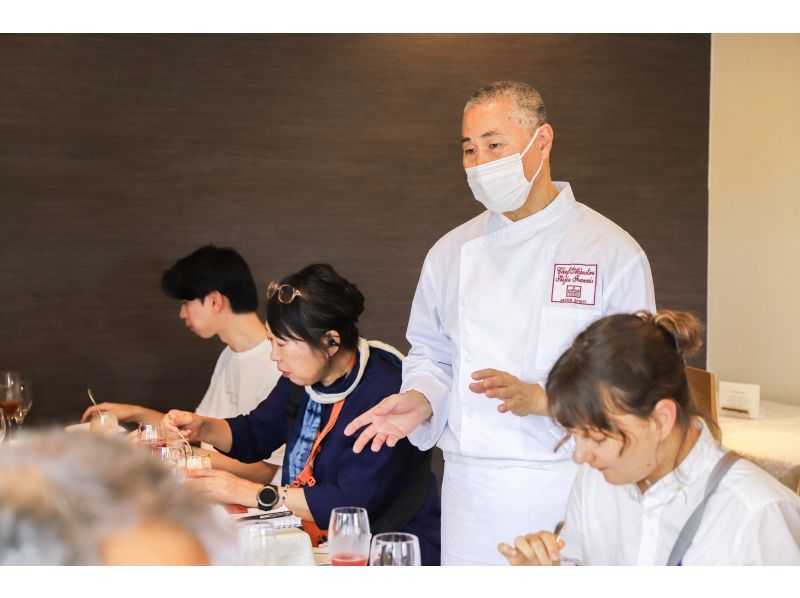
(195, 340), (284, 484)
(559, 420), (800, 565)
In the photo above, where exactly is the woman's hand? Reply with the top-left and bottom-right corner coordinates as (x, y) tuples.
(343, 390), (433, 453)
(185, 468), (262, 507)
(470, 369), (548, 417)
(163, 410), (205, 443)
(81, 402), (146, 424)
(498, 531), (564, 566)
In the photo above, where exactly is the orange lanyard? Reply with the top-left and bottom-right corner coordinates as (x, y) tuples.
(289, 399), (345, 488)
(289, 351), (358, 488)
(289, 352), (357, 546)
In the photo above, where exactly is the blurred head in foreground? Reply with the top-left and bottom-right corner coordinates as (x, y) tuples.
(0, 429), (235, 565)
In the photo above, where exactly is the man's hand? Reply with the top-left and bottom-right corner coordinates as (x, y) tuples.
(185, 468), (261, 507)
(469, 369), (548, 417)
(343, 390), (433, 453)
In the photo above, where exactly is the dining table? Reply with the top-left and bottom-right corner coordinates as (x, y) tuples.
(719, 399), (800, 493)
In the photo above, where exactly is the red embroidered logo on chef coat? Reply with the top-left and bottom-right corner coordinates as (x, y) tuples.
(551, 264), (597, 306)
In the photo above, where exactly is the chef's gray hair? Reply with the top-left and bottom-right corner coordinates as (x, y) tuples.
(0, 429), (235, 565)
(464, 81), (548, 132)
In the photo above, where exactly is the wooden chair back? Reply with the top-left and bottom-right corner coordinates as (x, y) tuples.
(686, 366), (718, 424)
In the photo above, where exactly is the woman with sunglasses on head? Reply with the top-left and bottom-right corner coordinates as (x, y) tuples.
(164, 264), (441, 565)
(499, 310), (800, 566)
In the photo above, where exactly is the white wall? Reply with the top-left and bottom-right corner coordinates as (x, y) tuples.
(708, 34), (800, 405)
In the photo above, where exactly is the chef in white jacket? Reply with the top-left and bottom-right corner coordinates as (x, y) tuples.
(345, 80), (657, 565)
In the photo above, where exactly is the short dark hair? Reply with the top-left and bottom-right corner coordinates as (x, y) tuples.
(161, 245), (258, 314)
(266, 264), (365, 353)
(546, 310), (717, 452)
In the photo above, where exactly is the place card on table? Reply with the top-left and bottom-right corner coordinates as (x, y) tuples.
(719, 381), (760, 418)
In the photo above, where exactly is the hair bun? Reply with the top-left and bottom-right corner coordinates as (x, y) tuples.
(638, 310), (704, 357)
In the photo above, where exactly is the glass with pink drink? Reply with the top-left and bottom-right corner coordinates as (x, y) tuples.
(136, 422), (166, 454)
(328, 506), (371, 566)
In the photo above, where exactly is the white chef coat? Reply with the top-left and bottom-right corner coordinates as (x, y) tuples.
(559, 420), (800, 565)
(400, 182), (656, 564)
(195, 340), (284, 484)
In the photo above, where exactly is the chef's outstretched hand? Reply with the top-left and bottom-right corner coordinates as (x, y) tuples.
(470, 369), (548, 417)
(343, 390), (433, 453)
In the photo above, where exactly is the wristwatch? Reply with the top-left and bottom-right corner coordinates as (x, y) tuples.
(256, 484), (279, 511)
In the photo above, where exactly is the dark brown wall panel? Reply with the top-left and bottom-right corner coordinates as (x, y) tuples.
(0, 34), (710, 426)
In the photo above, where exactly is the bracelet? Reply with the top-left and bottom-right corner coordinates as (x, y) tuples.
(280, 485), (289, 507)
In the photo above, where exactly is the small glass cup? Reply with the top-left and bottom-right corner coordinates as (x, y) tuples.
(184, 447), (212, 470)
(328, 506), (371, 566)
(237, 520), (278, 565)
(369, 532), (421, 566)
(159, 445), (187, 480)
(89, 411), (119, 434)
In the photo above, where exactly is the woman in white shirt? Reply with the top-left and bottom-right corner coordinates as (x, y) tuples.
(499, 310), (800, 566)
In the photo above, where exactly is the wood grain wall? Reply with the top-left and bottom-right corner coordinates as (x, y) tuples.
(0, 34), (710, 427)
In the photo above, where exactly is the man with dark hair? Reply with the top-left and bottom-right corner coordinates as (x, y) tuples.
(346, 81), (656, 564)
(83, 244), (283, 483)
(160, 244), (260, 315)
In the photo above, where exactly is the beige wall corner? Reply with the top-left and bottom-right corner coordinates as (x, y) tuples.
(708, 34), (800, 405)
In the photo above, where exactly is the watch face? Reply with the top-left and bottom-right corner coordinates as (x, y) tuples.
(258, 485), (278, 508)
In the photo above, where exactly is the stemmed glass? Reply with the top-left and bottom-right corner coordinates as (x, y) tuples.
(137, 422), (166, 454)
(0, 372), (21, 427)
(369, 532), (421, 566)
(328, 506), (371, 566)
(13, 379), (33, 427)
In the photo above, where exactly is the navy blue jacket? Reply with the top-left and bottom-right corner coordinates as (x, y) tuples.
(225, 346), (441, 565)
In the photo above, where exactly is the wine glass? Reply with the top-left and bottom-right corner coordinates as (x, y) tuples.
(137, 422), (166, 454)
(328, 506), (371, 566)
(13, 379), (33, 426)
(0, 372), (21, 427)
(237, 520), (278, 565)
(369, 532), (421, 566)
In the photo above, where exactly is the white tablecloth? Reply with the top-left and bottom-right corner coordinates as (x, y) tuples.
(720, 400), (800, 492)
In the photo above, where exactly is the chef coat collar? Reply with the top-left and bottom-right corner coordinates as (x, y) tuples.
(486, 181), (576, 235)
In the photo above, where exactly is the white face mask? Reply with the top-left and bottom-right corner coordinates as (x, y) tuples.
(465, 128), (544, 213)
